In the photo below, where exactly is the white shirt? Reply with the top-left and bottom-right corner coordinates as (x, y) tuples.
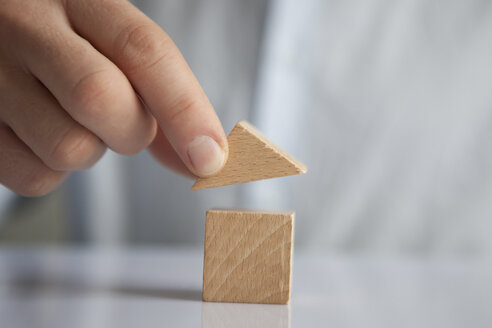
(4, 0), (492, 256)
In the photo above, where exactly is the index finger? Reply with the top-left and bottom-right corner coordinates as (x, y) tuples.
(65, 0), (228, 177)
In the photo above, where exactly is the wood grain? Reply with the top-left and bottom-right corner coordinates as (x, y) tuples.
(202, 209), (294, 304)
(193, 121), (307, 190)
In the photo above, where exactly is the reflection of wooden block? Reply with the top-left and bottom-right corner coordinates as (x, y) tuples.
(193, 121), (307, 190)
(201, 302), (290, 328)
(202, 209), (294, 304)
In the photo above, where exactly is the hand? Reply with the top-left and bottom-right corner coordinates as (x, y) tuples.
(0, 0), (228, 196)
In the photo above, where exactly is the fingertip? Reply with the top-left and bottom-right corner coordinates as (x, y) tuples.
(187, 135), (228, 177)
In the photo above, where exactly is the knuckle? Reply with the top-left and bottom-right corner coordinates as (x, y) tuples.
(49, 127), (103, 171)
(114, 23), (171, 73)
(18, 168), (64, 197)
(168, 96), (199, 124)
(70, 68), (117, 119)
(113, 117), (157, 156)
(68, 65), (155, 157)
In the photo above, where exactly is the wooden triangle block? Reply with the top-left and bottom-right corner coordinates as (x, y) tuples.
(192, 121), (307, 190)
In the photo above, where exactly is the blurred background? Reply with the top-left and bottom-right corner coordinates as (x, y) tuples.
(1, 0), (492, 257)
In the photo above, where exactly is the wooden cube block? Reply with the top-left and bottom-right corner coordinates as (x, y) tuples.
(202, 209), (294, 304)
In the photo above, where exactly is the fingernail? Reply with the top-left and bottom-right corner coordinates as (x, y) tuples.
(187, 136), (226, 176)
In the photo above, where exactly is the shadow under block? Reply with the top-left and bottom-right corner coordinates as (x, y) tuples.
(192, 121), (307, 190)
(202, 209), (294, 304)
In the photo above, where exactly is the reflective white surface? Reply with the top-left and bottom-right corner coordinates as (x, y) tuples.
(0, 248), (491, 327)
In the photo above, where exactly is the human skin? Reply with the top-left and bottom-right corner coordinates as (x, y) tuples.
(0, 0), (228, 196)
